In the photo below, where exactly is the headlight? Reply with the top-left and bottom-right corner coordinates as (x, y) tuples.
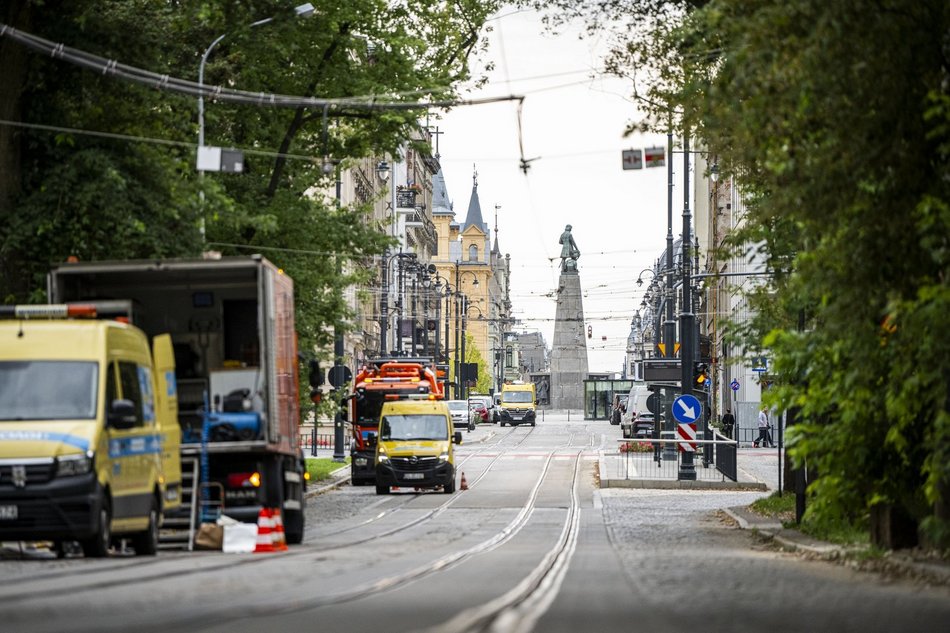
(377, 447), (388, 462)
(57, 451), (94, 477)
(438, 451), (449, 463)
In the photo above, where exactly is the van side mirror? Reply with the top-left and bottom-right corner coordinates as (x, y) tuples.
(453, 431), (462, 445)
(108, 399), (137, 429)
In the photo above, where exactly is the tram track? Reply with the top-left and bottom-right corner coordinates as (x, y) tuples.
(0, 425), (583, 614)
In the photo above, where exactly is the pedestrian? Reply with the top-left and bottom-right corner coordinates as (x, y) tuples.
(755, 405), (774, 448)
(721, 408), (735, 439)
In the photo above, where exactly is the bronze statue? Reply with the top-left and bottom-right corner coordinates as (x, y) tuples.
(559, 225), (580, 271)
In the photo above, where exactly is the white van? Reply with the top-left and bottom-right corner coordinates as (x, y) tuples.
(621, 383), (651, 424)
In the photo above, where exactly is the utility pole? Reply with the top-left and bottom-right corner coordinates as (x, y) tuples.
(379, 252), (389, 355)
(678, 133), (696, 480)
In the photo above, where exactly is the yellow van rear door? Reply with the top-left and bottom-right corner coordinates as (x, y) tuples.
(152, 334), (181, 508)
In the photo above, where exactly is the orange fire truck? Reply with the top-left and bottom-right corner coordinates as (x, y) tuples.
(347, 359), (444, 485)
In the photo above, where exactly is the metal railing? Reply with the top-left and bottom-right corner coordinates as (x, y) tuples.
(299, 430), (349, 456)
(609, 436), (739, 482)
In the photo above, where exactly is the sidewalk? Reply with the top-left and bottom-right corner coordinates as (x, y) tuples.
(722, 504), (950, 587)
(598, 445), (770, 491)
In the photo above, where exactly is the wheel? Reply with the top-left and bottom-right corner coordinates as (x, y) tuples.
(284, 507), (305, 544)
(375, 483), (390, 495)
(530, 420), (536, 427)
(443, 477), (456, 494)
(131, 497), (159, 556)
(500, 420), (506, 427)
(468, 422), (475, 432)
(80, 496), (112, 558)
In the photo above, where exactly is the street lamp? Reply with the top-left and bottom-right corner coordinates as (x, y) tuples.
(197, 3), (314, 164)
(379, 251), (416, 355)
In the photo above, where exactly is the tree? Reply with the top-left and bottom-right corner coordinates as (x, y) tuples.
(0, 0), (501, 385)
(529, 0), (950, 546)
(464, 332), (492, 395)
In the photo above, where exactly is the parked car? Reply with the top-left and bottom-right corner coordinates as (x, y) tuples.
(447, 399), (475, 432)
(633, 412), (655, 437)
(468, 394), (494, 422)
(469, 400), (489, 424)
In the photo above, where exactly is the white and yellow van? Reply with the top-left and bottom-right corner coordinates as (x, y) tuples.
(373, 399), (461, 495)
(498, 382), (537, 427)
(0, 304), (181, 557)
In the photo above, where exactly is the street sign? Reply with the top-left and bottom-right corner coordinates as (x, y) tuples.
(752, 356), (768, 373)
(621, 149), (643, 170)
(644, 146), (665, 168)
(730, 379), (740, 392)
(643, 359), (681, 382)
(672, 394), (702, 424)
(677, 422), (697, 452)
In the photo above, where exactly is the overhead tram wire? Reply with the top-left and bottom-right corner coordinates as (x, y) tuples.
(0, 23), (522, 112)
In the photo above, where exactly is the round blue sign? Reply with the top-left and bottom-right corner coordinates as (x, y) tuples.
(673, 394), (702, 424)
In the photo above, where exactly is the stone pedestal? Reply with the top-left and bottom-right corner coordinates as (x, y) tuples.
(550, 268), (589, 410)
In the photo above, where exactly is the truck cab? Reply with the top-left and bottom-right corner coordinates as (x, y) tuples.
(373, 399), (461, 495)
(497, 382), (538, 427)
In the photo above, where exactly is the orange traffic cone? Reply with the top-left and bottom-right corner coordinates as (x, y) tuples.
(460, 472), (468, 491)
(270, 509), (289, 551)
(254, 508), (275, 553)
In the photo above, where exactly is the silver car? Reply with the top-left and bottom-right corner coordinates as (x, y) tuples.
(447, 400), (475, 432)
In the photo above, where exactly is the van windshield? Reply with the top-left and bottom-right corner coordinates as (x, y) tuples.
(380, 414), (448, 441)
(502, 391), (533, 404)
(0, 361), (98, 421)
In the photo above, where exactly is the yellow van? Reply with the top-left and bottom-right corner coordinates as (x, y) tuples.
(498, 382), (537, 427)
(373, 399), (461, 495)
(0, 304), (181, 557)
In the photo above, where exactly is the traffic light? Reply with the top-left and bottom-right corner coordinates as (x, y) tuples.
(693, 362), (709, 388)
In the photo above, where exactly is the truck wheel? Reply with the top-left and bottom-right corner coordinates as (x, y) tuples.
(500, 420), (506, 427)
(80, 496), (112, 558)
(375, 483), (390, 495)
(131, 497), (159, 556)
(443, 478), (456, 494)
(284, 508), (305, 544)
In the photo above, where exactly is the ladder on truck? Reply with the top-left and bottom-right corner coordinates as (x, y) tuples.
(158, 457), (199, 550)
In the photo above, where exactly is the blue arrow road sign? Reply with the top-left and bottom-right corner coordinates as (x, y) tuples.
(673, 394), (702, 424)
(730, 379), (740, 392)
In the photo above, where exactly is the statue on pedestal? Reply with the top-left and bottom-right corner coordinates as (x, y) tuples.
(559, 225), (580, 272)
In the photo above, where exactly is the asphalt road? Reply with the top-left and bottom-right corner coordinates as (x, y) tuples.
(2, 412), (948, 632)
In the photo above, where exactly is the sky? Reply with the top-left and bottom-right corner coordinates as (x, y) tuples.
(436, 8), (686, 374)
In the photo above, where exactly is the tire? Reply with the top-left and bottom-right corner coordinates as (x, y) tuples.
(500, 420), (506, 427)
(284, 507), (305, 544)
(443, 477), (456, 494)
(131, 497), (159, 556)
(468, 422), (475, 432)
(375, 483), (390, 495)
(80, 496), (111, 558)
(530, 420), (536, 427)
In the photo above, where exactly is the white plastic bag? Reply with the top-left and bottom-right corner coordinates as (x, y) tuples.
(222, 522), (258, 553)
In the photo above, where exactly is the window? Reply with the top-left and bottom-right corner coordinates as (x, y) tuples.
(505, 346), (513, 368)
(0, 361), (97, 421)
(469, 244), (478, 261)
(117, 361), (145, 427)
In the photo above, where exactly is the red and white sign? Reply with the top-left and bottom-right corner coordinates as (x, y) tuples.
(677, 422), (697, 452)
(644, 146), (665, 168)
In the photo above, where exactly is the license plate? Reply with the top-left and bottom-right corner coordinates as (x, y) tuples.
(0, 505), (17, 520)
(355, 458), (368, 466)
(403, 473), (424, 480)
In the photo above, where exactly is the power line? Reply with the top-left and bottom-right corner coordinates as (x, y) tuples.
(0, 23), (523, 112)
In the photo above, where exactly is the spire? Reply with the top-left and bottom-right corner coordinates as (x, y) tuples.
(431, 168), (452, 215)
(492, 204), (501, 254)
(463, 165), (486, 232)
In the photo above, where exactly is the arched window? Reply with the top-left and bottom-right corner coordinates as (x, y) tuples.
(469, 244), (478, 261)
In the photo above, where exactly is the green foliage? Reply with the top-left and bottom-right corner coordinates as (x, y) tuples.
(464, 332), (492, 395)
(305, 456), (350, 482)
(543, 0), (950, 541)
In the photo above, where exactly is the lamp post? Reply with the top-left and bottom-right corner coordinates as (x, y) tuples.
(379, 251), (415, 355)
(454, 261), (479, 398)
(198, 3), (314, 153)
(462, 303), (484, 400)
(678, 132), (696, 481)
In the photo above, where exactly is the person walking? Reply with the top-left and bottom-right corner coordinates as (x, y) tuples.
(721, 408), (735, 439)
(755, 405), (774, 448)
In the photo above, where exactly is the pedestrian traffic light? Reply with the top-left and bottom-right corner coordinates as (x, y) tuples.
(693, 362), (709, 388)
(587, 325), (592, 339)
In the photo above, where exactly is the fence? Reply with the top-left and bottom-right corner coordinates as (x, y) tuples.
(608, 435), (739, 482)
(299, 429), (349, 457)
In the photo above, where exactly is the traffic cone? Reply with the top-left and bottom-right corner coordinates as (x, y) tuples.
(270, 509), (289, 551)
(460, 472), (468, 491)
(253, 508), (275, 553)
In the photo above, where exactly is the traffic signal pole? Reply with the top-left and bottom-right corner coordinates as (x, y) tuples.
(678, 133), (697, 481)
